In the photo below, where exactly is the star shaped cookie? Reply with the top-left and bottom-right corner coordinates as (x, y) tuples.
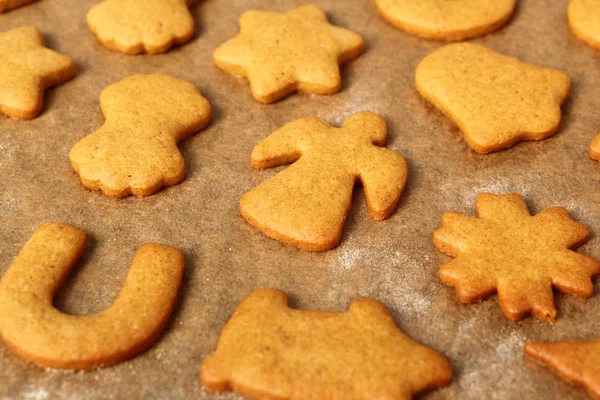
(568, 0), (600, 50)
(526, 338), (600, 399)
(434, 193), (600, 323)
(87, 0), (198, 54)
(214, 4), (364, 103)
(375, 0), (516, 41)
(201, 288), (452, 400)
(416, 43), (571, 153)
(0, 26), (75, 119)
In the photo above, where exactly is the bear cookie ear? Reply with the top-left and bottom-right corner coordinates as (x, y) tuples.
(0, 222), (185, 370)
(86, 0), (198, 54)
(69, 74), (211, 198)
(200, 288), (452, 400)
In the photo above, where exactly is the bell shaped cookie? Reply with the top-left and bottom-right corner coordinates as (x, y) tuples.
(416, 43), (570, 153)
(240, 111), (408, 251)
(214, 4), (364, 103)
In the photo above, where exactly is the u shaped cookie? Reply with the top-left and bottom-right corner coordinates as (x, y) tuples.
(0, 222), (184, 369)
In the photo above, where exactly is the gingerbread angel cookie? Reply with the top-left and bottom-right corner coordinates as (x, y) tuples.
(240, 111), (408, 251)
(69, 74), (211, 198)
(416, 43), (570, 153)
(201, 288), (452, 400)
(434, 193), (600, 323)
(214, 4), (364, 103)
(0, 26), (75, 119)
(0, 223), (184, 369)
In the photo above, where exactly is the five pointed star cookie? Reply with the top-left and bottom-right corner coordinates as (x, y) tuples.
(213, 4), (364, 104)
(87, 0), (198, 54)
(201, 288), (452, 400)
(434, 193), (600, 323)
(416, 43), (571, 153)
(0, 26), (75, 119)
(526, 338), (600, 399)
(568, 0), (600, 50)
(0, 0), (36, 13)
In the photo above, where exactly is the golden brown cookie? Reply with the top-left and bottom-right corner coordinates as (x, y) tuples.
(213, 4), (364, 104)
(375, 0), (516, 41)
(200, 288), (452, 400)
(0, 222), (184, 370)
(69, 74), (211, 198)
(0, 0), (36, 13)
(0, 26), (75, 119)
(416, 43), (571, 153)
(240, 112), (407, 252)
(434, 193), (600, 323)
(568, 0), (600, 50)
(526, 338), (600, 399)
(590, 133), (600, 160)
(87, 0), (198, 54)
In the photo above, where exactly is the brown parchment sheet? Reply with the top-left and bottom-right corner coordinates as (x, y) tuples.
(1, 0), (600, 399)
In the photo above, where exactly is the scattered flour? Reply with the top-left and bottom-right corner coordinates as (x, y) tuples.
(22, 388), (49, 400)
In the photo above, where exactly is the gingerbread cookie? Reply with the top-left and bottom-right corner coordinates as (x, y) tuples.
(214, 4), (364, 104)
(434, 193), (600, 323)
(201, 288), (452, 400)
(240, 112), (407, 252)
(375, 0), (516, 41)
(0, 26), (75, 119)
(416, 43), (571, 153)
(590, 133), (600, 160)
(0, 0), (36, 13)
(69, 74), (211, 198)
(568, 0), (600, 50)
(87, 0), (198, 54)
(0, 222), (184, 370)
(526, 338), (600, 399)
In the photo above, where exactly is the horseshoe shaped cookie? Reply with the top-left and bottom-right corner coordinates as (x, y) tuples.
(0, 222), (184, 370)
(69, 74), (211, 198)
